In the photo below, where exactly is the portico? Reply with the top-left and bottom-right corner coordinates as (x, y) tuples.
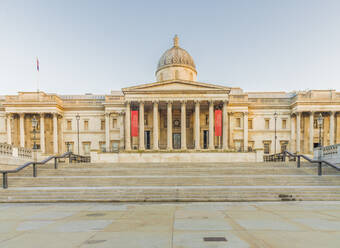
(122, 80), (230, 151)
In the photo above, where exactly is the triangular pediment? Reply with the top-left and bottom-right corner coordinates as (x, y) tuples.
(123, 80), (230, 93)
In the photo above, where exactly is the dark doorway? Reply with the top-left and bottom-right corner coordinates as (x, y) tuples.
(173, 133), (181, 149)
(203, 130), (209, 149)
(314, 143), (319, 148)
(144, 131), (151, 149)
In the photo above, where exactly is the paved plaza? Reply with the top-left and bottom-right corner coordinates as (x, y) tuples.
(0, 202), (339, 247)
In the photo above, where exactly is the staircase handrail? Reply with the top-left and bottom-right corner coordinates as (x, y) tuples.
(282, 150), (340, 175)
(1, 152), (90, 189)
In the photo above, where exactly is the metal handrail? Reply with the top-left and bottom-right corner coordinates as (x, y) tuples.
(1, 152), (90, 189)
(275, 150), (340, 176)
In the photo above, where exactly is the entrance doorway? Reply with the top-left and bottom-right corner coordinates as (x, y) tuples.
(144, 131), (151, 149)
(173, 133), (181, 149)
(203, 130), (209, 149)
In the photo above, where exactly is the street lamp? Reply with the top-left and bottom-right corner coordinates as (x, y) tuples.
(274, 112), (278, 154)
(317, 113), (323, 148)
(32, 115), (38, 150)
(76, 113), (80, 155)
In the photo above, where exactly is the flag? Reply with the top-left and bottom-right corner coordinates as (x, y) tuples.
(131, 110), (139, 137)
(36, 57), (39, 72)
(215, 109), (222, 136)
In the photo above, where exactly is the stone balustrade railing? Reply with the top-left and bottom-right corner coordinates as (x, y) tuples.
(0, 143), (32, 159)
(0, 143), (13, 156)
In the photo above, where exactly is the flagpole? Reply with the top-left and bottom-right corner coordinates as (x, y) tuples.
(36, 57), (39, 93)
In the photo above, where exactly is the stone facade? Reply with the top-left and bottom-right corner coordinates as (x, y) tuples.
(0, 37), (339, 156)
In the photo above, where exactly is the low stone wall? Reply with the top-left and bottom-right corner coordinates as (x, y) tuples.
(314, 144), (340, 164)
(91, 150), (261, 163)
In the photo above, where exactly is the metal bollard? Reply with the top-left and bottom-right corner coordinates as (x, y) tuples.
(54, 157), (58, 169)
(33, 163), (37, 177)
(318, 162), (322, 176)
(297, 156), (301, 168)
(2, 172), (8, 189)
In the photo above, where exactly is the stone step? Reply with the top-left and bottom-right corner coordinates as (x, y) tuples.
(1, 185), (340, 202)
(6, 175), (340, 187)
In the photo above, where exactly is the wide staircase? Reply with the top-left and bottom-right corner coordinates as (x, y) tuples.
(1, 161), (340, 202)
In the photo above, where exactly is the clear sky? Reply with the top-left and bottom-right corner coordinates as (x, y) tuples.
(1, 0), (340, 95)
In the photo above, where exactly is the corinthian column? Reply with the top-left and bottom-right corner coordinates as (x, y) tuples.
(290, 114), (295, 152)
(6, 114), (12, 145)
(153, 101), (159, 150)
(330, 111), (335, 145)
(40, 114), (45, 153)
(19, 113), (25, 147)
(222, 101), (228, 150)
(167, 101), (172, 150)
(53, 113), (58, 154)
(181, 101), (187, 150)
(139, 102), (145, 150)
(195, 101), (200, 150)
(309, 112), (314, 153)
(208, 101), (214, 149)
(125, 102), (131, 150)
(105, 113), (110, 152)
(296, 112), (301, 153)
(243, 112), (248, 152)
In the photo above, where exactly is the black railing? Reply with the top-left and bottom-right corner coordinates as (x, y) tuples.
(1, 152), (90, 189)
(264, 150), (340, 176)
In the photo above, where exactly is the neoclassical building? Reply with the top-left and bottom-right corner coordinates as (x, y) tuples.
(0, 36), (339, 156)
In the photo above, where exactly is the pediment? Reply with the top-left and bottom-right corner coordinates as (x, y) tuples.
(123, 80), (230, 93)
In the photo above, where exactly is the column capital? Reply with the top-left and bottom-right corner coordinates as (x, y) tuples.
(243, 112), (248, 116)
(194, 100), (200, 105)
(167, 100), (173, 104)
(330, 111), (335, 116)
(180, 100), (187, 104)
(152, 100), (159, 104)
(105, 112), (111, 117)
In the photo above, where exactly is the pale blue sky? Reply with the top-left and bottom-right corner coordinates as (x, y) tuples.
(1, 0), (340, 95)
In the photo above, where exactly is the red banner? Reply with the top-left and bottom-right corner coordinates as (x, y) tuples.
(131, 110), (139, 137)
(215, 109), (222, 136)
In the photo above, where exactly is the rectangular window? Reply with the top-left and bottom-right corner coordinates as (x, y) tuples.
(282, 119), (287, 129)
(248, 141), (254, 152)
(236, 118), (241, 128)
(67, 120), (72, 130)
(112, 118), (117, 128)
(248, 119), (253, 129)
(65, 142), (74, 152)
(263, 141), (271, 154)
(84, 120), (89, 130)
(205, 114), (209, 125)
(265, 119), (270, 129)
(83, 142), (91, 155)
(280, 141), (288, 153)
(99, 141), (105, 152)
(111, 141), (119, 151)
(101, 120), (105, 130)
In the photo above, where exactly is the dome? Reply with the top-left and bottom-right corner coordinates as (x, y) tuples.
(156, 35), (196, 73)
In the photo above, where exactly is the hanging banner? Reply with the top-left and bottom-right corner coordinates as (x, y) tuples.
(131, 110), (139, 137)
(215, 109), (222, 136)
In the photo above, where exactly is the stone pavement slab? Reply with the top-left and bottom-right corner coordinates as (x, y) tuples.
(0, 202), (339, 247)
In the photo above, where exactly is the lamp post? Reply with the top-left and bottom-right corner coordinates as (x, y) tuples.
(274, 112), (278, 154)
(32, 115), (38, 150)
(76, 113), (80, 155)
(32, 115), (38, 164)
(317, 113), (323, 148)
